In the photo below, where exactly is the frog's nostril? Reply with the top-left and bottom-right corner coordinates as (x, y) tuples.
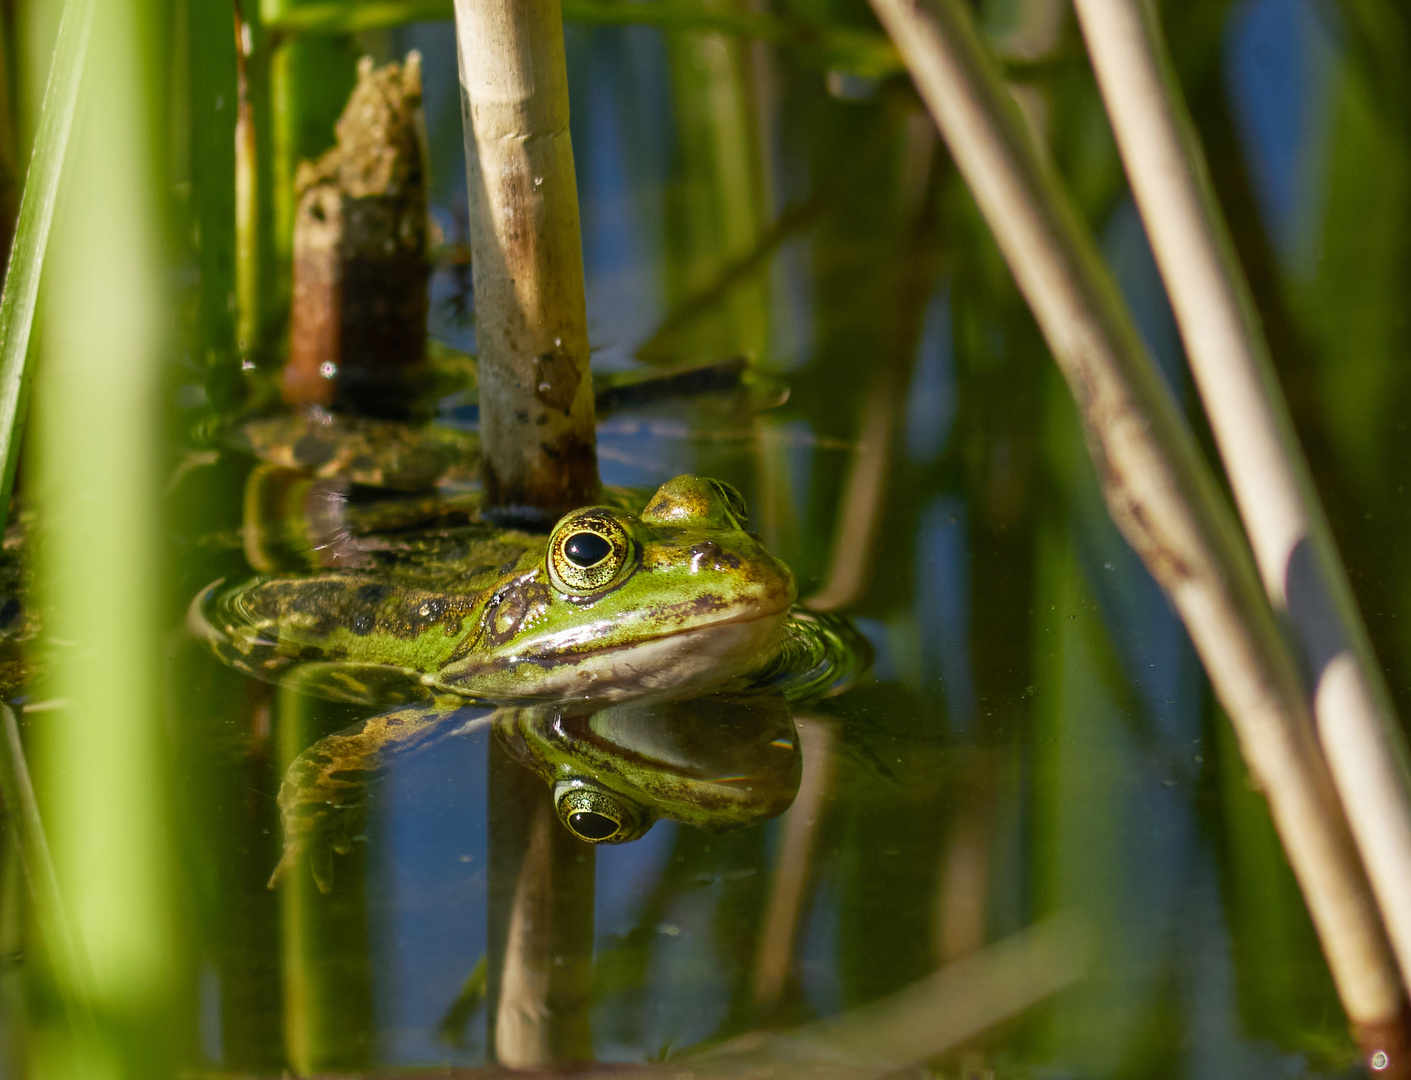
(689, 541), (721, 570)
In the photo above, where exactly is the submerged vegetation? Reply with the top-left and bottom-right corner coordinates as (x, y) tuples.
(0, 0), (1409, 1076)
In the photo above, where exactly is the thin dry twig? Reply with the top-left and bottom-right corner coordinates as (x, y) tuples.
(1071, 0), (1411, 999)
(866, 0), (1408, 1049)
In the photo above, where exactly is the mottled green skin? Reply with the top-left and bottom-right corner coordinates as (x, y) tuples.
(194, 475), (797, 708)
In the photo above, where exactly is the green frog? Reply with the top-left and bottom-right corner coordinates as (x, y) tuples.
(191, 474), (867, 887)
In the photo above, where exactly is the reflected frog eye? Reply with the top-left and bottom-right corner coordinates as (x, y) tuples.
(548, 515), (632, 593)
(554, 781), (650, 843)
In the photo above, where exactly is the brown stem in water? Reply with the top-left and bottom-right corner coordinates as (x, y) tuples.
(283, 54), (431, 418)
(452, 0), (599, 524)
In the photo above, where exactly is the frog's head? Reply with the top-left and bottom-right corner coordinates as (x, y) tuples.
(442, 476), (796, 705)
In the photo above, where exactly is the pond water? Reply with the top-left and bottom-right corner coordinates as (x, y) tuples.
(48, 0), (1411, 1075)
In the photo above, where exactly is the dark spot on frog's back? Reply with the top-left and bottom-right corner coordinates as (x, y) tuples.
(352, 613), (375, 635)
(357, 583), (390, 604)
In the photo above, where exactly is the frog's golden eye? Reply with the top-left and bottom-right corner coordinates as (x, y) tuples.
(554, 781), (650, 843)
(548, 515), (631, 593)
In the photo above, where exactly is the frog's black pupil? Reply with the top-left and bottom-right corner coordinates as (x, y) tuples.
(568, 811), (619, 841)
(564, 532), (612, 568)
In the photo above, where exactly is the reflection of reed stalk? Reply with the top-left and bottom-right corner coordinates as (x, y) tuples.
(452, 0), (599, 521)
(1072, 0), (1411, 1000)
(753, 715), (835, 1013)
(487, 736), (594, 1065)
(866, 0), (1407, 1048)
(276, 686), (375, 1074)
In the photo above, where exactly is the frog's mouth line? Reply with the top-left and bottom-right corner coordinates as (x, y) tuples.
(458, 602), (795, 692)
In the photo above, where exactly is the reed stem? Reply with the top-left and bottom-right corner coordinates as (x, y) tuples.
(451, 0), (599, 523)
(866, 0), (1408, 1048)
(1071, 0), (1411, 1000)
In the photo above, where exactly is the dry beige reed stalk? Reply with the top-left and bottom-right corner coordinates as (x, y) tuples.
(1071, 0), (1411, 1001)
(866, 0), (1408, 1046)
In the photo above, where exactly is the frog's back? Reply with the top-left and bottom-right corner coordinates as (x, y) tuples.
(192, 522), (542, 696)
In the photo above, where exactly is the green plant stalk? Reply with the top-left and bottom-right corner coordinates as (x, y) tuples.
(658, 0), (771, 370)
(0, 0), (94, 528)
(235, 0), (281, 355)
(188, 0), (239, 405)
(27, 0), (183, 1071)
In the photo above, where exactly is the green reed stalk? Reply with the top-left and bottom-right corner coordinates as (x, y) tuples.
(235, 0), (279, 355)
(269, 35), (358, 304)
(188, 0), (239, 412)
(658, 0), (772, 369)
(0, 0), (93, 528)
(27, 0), (183, 1073)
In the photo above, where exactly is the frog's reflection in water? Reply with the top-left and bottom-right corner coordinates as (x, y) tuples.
(273, 684), (804, 889)
(498, 686), (802, 845)
(271, 683), (806, 1063)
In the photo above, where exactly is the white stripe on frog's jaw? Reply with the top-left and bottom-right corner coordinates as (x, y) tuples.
(436, 606), (793, 708)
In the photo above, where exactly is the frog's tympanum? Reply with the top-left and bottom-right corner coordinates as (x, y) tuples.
(191, 475), (868, 889)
